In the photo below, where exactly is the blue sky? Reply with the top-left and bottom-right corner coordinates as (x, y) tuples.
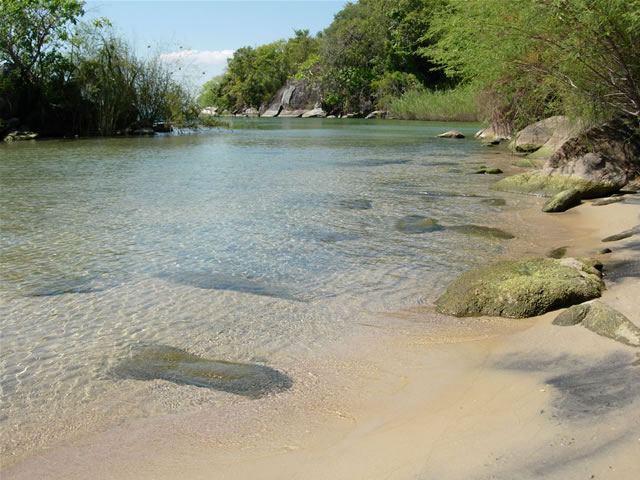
(84, 1), (346, 88)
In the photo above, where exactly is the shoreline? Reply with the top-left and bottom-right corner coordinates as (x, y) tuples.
(3, 183), (639, 478)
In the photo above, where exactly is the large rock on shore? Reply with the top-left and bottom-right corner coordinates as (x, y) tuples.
(435, 257), (604, 318)
(493, 116), (639, 198)
(511, 116), (567, 153)
(261, 80), (321, 118)
(510, 116), (581, 158)
(492, 172), (622, 198)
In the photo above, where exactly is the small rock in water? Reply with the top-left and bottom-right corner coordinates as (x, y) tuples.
(447, 224), (515, 239)
(599, 248), (613, 254)
(394, 215), (443, 234)
(436, 130), (465, 139)
(112, 345), (293, 398)
(547, 246), (568, 259)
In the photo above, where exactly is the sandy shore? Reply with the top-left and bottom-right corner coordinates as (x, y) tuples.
(3, 196), (639, 479)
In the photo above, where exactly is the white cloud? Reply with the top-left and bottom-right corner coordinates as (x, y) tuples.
(158, 49), (235, 65)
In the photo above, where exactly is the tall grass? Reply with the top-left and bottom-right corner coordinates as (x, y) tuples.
(389, 86), (481, 122)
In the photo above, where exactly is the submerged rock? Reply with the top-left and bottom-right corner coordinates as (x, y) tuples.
(113, 345), (293, 398)
(435, 257), (604, 318)
(542, 188), (582, 212)
(437, 130), (465, 139)
(394, 215), (442, 234)
(157, 272), (306, 302)
(339, 198), (372, 210)
(480, 198), (507, 207)
(447, 224), (515, 240)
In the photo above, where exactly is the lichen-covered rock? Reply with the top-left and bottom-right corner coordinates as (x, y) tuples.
(553, 303), (592, 326)
(542, 188), (582, 212)
(492, 172), (621, 198)
(437, 130), (465, 139)
(435, 257), (604, 318)
(581, 302), (640, 347)
(112, 345), (293, 398)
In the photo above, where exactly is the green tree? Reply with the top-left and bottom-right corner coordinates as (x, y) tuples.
(0, 0), (85, 128)
(0, 0), (84, 85)
(426, 0), (640, 132)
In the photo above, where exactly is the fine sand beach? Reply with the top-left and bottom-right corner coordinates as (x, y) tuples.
(4, 183), (639, 479)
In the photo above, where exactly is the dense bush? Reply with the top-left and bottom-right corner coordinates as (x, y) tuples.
(0, 0), (201, 136)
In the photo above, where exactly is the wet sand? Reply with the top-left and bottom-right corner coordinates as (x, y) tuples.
(3, 197), (640, 479)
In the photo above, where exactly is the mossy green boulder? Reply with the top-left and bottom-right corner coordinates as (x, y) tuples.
(492, 173), (621, 198)
(542, 188), (582, 212)
(112, 345), (292, 398)
(435, 257), (604, 318)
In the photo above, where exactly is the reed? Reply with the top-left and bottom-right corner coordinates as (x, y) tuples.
(389, 87), (481, 122)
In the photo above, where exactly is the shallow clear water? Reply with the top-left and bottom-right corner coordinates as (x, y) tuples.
(1, 118), (518, 462)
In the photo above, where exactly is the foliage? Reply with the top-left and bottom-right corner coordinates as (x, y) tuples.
(199, 30), (319, 111)
(201, 1), (447, 114)
(71, 22), (200, 135)
(0, 0), (84, 85)
(426, 0), (640, 132)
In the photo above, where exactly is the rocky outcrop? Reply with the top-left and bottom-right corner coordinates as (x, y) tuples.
(510, 116), (581, 158)
(261, 80), (321, 118)
(435, 257), (604, 318)
(546, 116), (640, 179)
(494, 116), (639, 199)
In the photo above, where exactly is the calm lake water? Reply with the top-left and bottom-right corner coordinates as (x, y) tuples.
(1, 118), (523, 464)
